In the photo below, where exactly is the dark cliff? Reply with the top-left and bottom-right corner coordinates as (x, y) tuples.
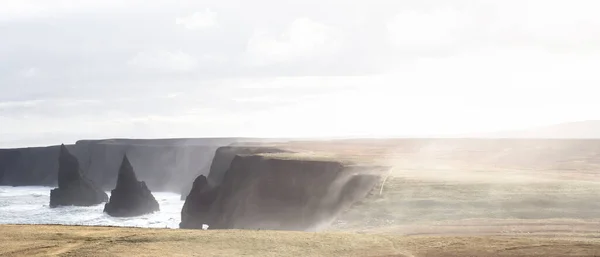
(80, 139), (233, 192)
(180, 146), (290, 199)
(180, 152), (385, 231)
(0, 144), (86, 186)
(0, 138), (281, 192)
(206, 146), (290, 185)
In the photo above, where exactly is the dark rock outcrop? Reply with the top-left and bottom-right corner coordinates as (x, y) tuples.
(49, 145), (108, 208)
(180, 175), (220, 219)
(103, 155), (160, 217)
(180, 151), (385, 231)
(206, 146), (289, 185)
(180, 146), (289, 200)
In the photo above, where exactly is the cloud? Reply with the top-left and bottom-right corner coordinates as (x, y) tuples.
(18, 67), (38, 78)
(0, 1), (45, 21)
(386, 7), (472, 48)
(0, 99), (46, 109)
(0, 0), (135, 21)
(175, 9), (218, 30)
(127, 50), (198, 73)
(244, 18), (342, 66)
(486, 0), (600, 49)
(3, 0), (600, 147)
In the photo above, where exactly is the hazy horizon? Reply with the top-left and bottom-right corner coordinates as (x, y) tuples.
(2, 0), (600, 147)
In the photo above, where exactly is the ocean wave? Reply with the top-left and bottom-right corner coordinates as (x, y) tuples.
(0, 186), (184, 229)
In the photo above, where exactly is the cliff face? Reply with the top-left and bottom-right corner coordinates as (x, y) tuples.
(180, 154), (384, 231)
(0, 144), (86, 186)
(181, 175), (219, 218)
(206, 146), (290, 185)
(79, 139), (264, 192)
(0, 149), (19, 185)
(180, 146), (289, 199)
(0, 138), (265, 192)
(49, 145), (108, 207)
(103, 155), (160, 217)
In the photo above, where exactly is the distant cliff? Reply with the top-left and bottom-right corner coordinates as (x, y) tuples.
(0, 138), (283, 192)
(0, 144), (85, 186)
(81, 141), (220, 192)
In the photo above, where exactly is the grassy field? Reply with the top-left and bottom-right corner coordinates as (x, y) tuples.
(1, 225), (599, 257)
(330, 174), (600, 233)
(269, 139), (600, 236)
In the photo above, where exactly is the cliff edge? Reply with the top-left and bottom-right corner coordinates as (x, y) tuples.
(180, 146), (290, 199)
(181, 151), (385, 231)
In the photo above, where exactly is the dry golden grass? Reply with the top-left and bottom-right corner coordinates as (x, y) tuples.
(289, 139), (600, 236)
(1, 225), (599, 257)
(261, 138), (600, 175)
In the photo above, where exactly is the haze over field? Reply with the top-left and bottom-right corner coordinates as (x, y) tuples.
(2, 0), (600, 148)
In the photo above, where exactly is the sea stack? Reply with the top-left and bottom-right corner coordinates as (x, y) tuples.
(104, 155), (160, 217)
(49, 144), (108, 207)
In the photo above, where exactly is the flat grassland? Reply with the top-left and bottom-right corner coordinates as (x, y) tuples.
(1, 225), (599, 257)
(277, 139), (600, 235)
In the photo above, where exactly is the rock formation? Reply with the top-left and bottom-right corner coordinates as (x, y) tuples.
(180, 146), (289, 200)
(103, 155), (160, 217)
(206, 146), (289, 185)
(49, 144), (108, 208)
(0, 145), (85, 186)
(180, 150), (385, 231)
(1, 138), (280, 192)
(81, 138), (282, 192)
(84, 142), (216, 192)
(180, 175), (220, 225)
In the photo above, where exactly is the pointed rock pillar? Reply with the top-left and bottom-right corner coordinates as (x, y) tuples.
(104, 155), (160, 217)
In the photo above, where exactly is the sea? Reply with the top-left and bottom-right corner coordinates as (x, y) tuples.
(0, 186), (184, 228)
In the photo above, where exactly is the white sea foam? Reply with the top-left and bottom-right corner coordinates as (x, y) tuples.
(0, 186), (183, 228)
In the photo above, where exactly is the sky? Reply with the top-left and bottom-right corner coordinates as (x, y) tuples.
(1, 0), (600, 147)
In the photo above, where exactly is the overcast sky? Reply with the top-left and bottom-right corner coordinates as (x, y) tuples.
(1, 0), (600, 147)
